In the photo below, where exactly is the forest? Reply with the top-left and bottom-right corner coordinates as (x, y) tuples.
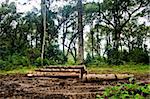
(0, 0), (150, 98)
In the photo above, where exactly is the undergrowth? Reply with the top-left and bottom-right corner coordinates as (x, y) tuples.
(96, 79), (150, 99)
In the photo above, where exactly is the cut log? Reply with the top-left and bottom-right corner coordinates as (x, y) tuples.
(83, 74), (134, 82)
(45, 65), (86, 69)
(35, 69), (81, 73)
(43, 65), (87, 79)
(116, 74), (134, 80)
(27, 72), (79, 78)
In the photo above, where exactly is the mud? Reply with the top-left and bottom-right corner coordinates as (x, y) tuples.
(0, 74), (149, 99)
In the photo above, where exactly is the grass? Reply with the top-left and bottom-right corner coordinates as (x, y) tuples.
(0, 66), (37, 75)
(0, 64), (149, 76)
(87, 64), (150, 75)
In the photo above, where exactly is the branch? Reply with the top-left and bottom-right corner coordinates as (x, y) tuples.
(120, 2), (143, 30)
(65, 32), (78, 57)
(100, 11), (115, 28)
(64, 44), (76, 59)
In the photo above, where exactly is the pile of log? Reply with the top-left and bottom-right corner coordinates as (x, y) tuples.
(27, 65), (87, 79)
(27, 65), (134, 81)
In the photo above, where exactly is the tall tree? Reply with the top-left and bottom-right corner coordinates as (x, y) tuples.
(77, 0), (84, 64)
(41, 0), (47, 65)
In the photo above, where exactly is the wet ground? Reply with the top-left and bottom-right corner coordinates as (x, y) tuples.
(0, 74), (149, 99)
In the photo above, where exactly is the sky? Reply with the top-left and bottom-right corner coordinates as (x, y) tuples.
(1, 0), (149, 25)
(0, 0), (103, 12)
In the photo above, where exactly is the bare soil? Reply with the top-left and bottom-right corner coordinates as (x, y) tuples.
(0, 74), (149, 99)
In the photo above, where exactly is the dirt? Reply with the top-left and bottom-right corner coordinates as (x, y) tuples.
(0, 74), (149, 99)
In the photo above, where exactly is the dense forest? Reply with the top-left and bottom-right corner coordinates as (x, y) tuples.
(0, 0), (150, 70)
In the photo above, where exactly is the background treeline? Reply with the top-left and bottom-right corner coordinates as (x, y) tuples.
(0, 0), (149, 70)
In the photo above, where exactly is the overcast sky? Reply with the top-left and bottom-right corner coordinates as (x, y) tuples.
(1, 0), (149, 25)
(0, 0), (104, 12)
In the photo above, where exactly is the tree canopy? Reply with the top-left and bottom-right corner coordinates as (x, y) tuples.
(0, 0), (149, 70)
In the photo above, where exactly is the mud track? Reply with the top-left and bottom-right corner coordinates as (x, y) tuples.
(0, 74), (149, 99)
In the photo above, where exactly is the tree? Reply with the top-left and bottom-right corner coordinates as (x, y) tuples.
(41, 0), (47, 65)
(84, 0), (149, 64)
(98, 0), (149, 61)
(77, 0), (84, 64)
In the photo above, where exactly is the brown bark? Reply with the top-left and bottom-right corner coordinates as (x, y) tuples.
(83, 74), (134, 82)
(41, 0), (46, 66)
(27, 72), (79, 78)
(45, 65), (86, 69)
(77, 0), (84, 64)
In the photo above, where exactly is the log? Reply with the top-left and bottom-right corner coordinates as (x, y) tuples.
(35, 69), (81, 73)
(44, 65), (87, 79)
(27, 72), (80, 78)
(116, 74), (134, 79)
(45, 65), (86, 69)
(83, 74), (134, 82)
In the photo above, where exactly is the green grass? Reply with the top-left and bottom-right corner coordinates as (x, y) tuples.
(0, 66), (37, 75)
(87, 64), (150, 75)
(0, 64), (149, 76)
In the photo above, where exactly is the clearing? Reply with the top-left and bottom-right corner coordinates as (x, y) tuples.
(0, 65), (149, 99)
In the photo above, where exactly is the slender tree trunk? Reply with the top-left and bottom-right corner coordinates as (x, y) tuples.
(77, 0), (84, 64)
(62, 22), (65, 62)
(91, 30), (94, 58)
(73, 24), (77, 63)
(106, 32), (109, 58)
(41, 0), (46, 66)
(97, 30), (101, 56)
(35, 35), (38, 48)
(74, 42), (77, 63)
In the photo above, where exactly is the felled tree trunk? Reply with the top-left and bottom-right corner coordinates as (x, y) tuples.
(83, 74), (134, 82)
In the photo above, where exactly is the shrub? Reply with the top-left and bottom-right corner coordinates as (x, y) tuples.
(7, 54), (30, 66)
(128, 48), (149, 64)
(0, 54), (30, 70)
(96, 81), (150, 99)
(45, 44), (64, 64)
(25, 48), (41, 64)
(107, 49), (125, 65)
(34, 57), (42, 66)
(34, 57), (58, 66)
(0, 60), (11, 70)
(85, 53), (106, 66)
(85, 53), (92, 64)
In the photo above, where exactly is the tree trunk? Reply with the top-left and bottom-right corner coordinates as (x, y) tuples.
(77, 0), (84, 64)
(62, 22), (65, 63)
(83, 74), (134, 82)
(41, 0), (46, 66)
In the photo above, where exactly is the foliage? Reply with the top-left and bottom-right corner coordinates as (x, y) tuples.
(85, 53), (92, 64)
(0, 45), (64, 70)
(96, 81), (150, 99)
(107, 49), (125, 65)
(45, 44), (64, 64)
(25, 48), (41, 65)
(0, 0), (150, 69)
(84, 0), (150, 65)
(107, 47), (149, 65)
(0, 54), (30, 70)
(85, 54), (106, 66)
(128, 48), (149, 64)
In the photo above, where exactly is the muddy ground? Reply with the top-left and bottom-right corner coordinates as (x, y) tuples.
(0, 74), (149, 99)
